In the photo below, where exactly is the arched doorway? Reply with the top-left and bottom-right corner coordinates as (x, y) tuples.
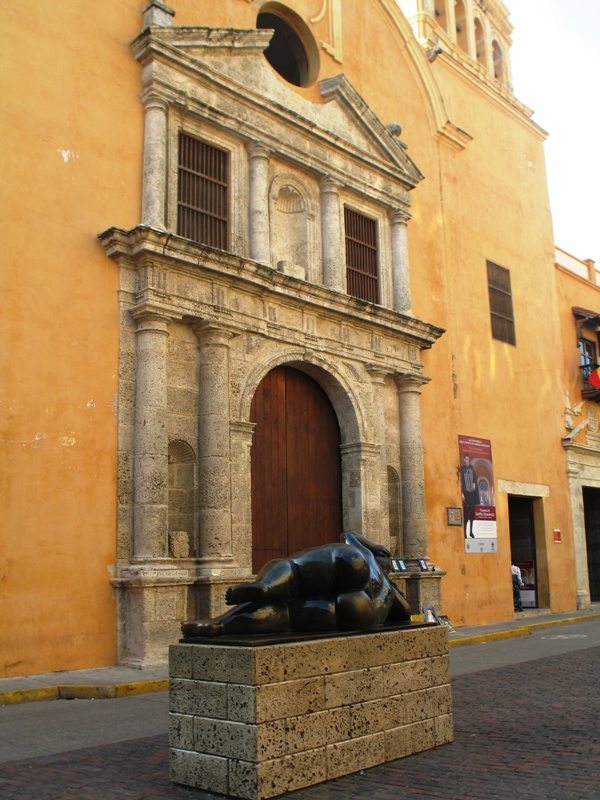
(250, 365), (343, 573)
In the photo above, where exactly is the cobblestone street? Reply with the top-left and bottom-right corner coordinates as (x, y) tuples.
(1, 643), (598, 800)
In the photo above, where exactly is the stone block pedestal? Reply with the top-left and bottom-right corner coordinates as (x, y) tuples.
(169, 625), (453, 799)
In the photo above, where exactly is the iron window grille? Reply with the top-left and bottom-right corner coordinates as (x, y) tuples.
(579, 337), (600, 397)
(344, 207), (379, 304)
(177, 132), (229, 250)
(487, 260), (516, 345)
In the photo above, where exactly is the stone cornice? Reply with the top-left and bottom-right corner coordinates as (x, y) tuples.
(432, 49), (547, 140)
(319, 75), (424, 185)
(98, 225), (445, 352)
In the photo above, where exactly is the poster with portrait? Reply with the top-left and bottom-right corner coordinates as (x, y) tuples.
(458, 435), (497, 553)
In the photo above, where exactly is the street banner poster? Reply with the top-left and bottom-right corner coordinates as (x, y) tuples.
(458, 435), (497, 553)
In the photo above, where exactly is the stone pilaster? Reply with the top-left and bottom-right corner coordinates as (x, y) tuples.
(115, 304), (189, 668)
(366, 366), (393, 550)
(247, 143), (271, 265)
(395, 373), (429, 561)
(390, 209), (412, 315)
(193, 322), (237, 573)
(340, 441), (381, 538)
(320, 177), (344, 291)
(564, 451), (592, 609)
(229, 420), (256, 572)
(141, 91), (169, 230)
(131, 307), (171, 560)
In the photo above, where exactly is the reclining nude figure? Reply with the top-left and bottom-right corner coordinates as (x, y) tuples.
(181, 532), (411, 638)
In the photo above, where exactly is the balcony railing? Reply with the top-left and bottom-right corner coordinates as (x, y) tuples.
(580, 363), (600, 400)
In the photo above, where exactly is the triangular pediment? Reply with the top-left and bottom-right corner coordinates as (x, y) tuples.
(133, 25), (424, 195)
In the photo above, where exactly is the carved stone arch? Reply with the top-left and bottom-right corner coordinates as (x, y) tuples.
(473, 13), (488, 70)
(239, 348), (365, 444)
(491, 36), (505, 84)
(167, 438), (197, 557)
(269, 173), (318, 281)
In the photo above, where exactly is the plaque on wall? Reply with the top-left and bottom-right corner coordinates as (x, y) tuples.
(447, 507), (463, 526)
(390, 558), (407, 572)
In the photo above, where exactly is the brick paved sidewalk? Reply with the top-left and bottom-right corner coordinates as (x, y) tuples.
(1, 646), (599, 800)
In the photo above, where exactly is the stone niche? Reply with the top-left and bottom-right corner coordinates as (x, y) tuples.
(169, 625), (453, 799)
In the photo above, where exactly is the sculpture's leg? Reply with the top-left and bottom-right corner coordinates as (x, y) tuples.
(387, 580), (412, 621)
(182, 602), (290, 638)
(288, 596), (337, 632)
(290, 545), (369, 596)
(226, 559), (297, 605)
(335, 590), (377, 631)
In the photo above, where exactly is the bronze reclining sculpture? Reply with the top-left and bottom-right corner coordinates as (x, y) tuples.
(181, 531), (411, 638)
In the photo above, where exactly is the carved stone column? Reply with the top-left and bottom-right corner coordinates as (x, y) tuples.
(131, 307), (171, 559)
(320, 177), (344, 291)
(247, 143), (271, 265)
(395, 373), (429, 560)
(193, 322), (237, 572)
(229, 420), (256, 573)
(141, 91), (169, 230)
(390, 209), (412, 315)
(366, 365), (393, 550)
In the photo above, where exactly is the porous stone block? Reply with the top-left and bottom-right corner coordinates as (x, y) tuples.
(169, 625), (452, 799)
(170, 748), (228, 794)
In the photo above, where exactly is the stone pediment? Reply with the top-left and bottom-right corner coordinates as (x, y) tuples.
(132, 26), (424, 201)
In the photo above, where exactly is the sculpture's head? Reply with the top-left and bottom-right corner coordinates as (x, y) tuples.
(372, 543), (392, 573)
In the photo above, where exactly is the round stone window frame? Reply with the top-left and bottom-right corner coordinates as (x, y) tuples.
(257, 3), (320, 88)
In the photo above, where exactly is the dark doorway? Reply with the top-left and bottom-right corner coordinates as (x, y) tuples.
(250, 366), (343, 574)
(582, 487), (600, 601)
(508, 495), (537, 607)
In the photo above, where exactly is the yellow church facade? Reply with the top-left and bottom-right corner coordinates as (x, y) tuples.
(0, 0), (588, 676)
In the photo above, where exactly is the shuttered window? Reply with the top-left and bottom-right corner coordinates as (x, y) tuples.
(344, 207), (379, 304)
(487, 260), (516, 345)
(177, 133), (229, 250)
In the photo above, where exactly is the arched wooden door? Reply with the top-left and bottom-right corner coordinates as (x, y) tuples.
(250, 366), (343, 573)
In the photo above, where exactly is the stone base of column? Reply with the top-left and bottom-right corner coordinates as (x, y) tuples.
(113, 564), (192, 668)
(576, 589), (592, 610)
(391, 566), (446, 617)
(188, 575), (250, 620)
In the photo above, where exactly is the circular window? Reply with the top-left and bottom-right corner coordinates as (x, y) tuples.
(257, 5), (319, 87)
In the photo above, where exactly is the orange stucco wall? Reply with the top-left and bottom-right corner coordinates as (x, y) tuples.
(0, 0), (579, 674)
(0, 1), (145, 676)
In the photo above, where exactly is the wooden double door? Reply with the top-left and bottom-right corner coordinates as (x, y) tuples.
(250, 366), (343, 574)
(583, 487), (600, 601)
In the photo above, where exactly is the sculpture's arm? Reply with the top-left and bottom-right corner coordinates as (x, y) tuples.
(341, 531), (391, 559)
(387, 579), (411, 621)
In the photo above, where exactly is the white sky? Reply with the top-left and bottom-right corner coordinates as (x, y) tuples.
(508, 0), (600, 263)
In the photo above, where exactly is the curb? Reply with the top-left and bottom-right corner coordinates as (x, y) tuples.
(0, 678), (169, 706)
(2, 613), (599, 704)
(448, 611), (600, 649)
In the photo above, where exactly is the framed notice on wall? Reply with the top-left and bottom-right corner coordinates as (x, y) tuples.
(447, 507), (462, 526)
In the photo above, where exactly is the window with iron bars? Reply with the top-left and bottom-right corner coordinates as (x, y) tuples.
(487, 260), (516, 345)
(177, 133), (229, 250)
(344, 207), (379, 304)
(579, 337), (599, 396)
